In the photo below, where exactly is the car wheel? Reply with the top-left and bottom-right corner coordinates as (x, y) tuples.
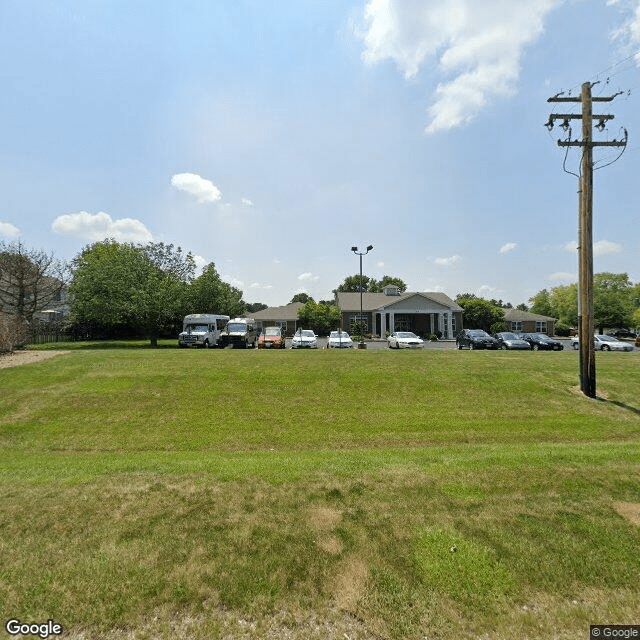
(501, 345), (507, 350)
(204, 340), (210, 349)
(469, 343), (475, 350)
(457, 342), (462, 350)
(602, 344), (610, 351)
(533, 344), (539, 351)
(573, 342), (579, 350)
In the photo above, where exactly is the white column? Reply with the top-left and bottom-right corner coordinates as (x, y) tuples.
(447, 312), (453, 339)
(438, 313), (444, 336)
(380, 311), (386, 336)
(390, 312), (395, 332)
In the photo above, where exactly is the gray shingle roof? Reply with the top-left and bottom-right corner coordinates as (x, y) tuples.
(336, 291), (462, 312)
(251, 302), (304, 321)
(503, 308), (557, 322)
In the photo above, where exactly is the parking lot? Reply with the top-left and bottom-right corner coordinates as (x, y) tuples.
(280, 337), (590, 351)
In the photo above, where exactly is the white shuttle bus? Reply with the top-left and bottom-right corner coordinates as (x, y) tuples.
(178, 314), (230, 348)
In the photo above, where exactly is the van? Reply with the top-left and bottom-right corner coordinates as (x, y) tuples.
(178, 314), (230, 348)
(218, 318), (257, 349)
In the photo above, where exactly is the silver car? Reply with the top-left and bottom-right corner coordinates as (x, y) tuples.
(326, 330), (354, 349)
(572, 334), (634, 352)
(494, 332), (531, 350)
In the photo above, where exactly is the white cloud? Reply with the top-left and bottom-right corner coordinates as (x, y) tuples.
(0, 222), (20, 237)
(594, 240), (622, 255)
(51, 211), (153, 243)
(171, 172), (222, 203)
(298, 272), (320, 282)
(564, 239), (621, 255)
(610, 0), (640, 63)
(477, 284), (498, 297)
(359, 0), (559, 133)
(377, 261), (385, 268)
(499, 242), (517, 254)
(549, 272), (574, 281)
(221, 275), (245, 290)
(241, 198), (254, 207)
(434, 254), (461, 266)
(193, 254), (208, 272)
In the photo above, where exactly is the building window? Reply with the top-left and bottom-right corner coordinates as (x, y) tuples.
(535, 321), (547, 334)
(511, 321), (523, 332)
(451, 314), (457, 334)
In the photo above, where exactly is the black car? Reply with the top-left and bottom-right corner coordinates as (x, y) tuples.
(456, 329), (499, 350)
(606, 328), (637, 338)
(521, 332), (564, 351)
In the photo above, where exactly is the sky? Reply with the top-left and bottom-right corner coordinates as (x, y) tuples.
(1, 0), (639, 308)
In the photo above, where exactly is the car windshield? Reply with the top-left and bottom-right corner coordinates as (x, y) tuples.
(330, 332), (349, 339)
(469, 330), (489, 337)
(264, 327), (281, 336)
(299, 330), (315, 338)
(534, 334), (550, 340)
(499, 332), (518, 340)
(397, 332), (418, 338)
(227, 323), (247, 332)
(599, 335), (618, 342)
(186, 325), (208, 332)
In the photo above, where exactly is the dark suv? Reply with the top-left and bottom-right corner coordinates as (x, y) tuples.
(521, 333), (564, 351)
(456, 329), (499, 350)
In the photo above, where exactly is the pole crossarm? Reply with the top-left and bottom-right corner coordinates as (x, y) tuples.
(558, 140), (627, 147)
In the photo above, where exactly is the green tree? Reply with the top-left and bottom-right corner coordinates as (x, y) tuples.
(70, 240), (195, 347)
(290, 292), (313, 304)
(297, 299), (341, 336)
(529, 289), (553, 317)
(245, 302), (268, 313)
(455, 294), (504, 332)
(549, 284), (578, 327)
(593, 272), (633, 333)
(189, 263), (245, 318)
(336, 274), (374, 293)
(371, 275), (408, 293)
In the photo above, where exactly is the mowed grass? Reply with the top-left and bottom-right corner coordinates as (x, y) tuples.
(1, 345), (639, 639)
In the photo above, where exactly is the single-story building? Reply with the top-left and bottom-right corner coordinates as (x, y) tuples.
(251, 302), (304, 336)
(335, 285), (463, 339)
(502, 308), (557, 336)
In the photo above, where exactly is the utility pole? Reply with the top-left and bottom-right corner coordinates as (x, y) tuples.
(546, 82), (627, 398)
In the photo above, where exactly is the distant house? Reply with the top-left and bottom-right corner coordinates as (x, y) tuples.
(503, 308), (557, 336)
(251, 302), (304, 336)
(335, 285), (463, 339)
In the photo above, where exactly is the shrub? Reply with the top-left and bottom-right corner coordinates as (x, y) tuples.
(554, 322), (572, 337)
(0, 316), (28, 353)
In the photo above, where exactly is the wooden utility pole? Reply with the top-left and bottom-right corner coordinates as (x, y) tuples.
(547, 82), (627, 398)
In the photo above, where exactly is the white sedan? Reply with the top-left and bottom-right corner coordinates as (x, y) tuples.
(571, 334), (634, 352)
(326, 330), (354, 349)
(291, 329), (318, 349)
(387, 331), (424, 349)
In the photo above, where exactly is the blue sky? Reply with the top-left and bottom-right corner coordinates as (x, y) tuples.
(1, 0), (639, 307)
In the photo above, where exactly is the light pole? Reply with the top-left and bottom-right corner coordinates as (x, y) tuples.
(351, 245), (373, 349)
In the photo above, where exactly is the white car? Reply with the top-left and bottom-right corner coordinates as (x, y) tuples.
(387, 331), (424, 349)
(326, 330), (354, 349)
(291, 329), (318, 349)
(571, 334), (634, 352)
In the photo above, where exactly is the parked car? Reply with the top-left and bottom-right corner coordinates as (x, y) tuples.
(493, 332), (531, 350)
(218, 318), (257, 349)
(291, 329), (318, 349)
(387, 331), (424, 349)
(456, 329), (498, 350)
(326, 330), (354, 349)
(571, 334), (634, 352)
(521, 333), (564, 351)
(605, 328), (637, 338)
(257, 326), (286, 349)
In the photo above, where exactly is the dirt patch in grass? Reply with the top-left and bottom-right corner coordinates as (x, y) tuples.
(613, 501), (640, 526)
(0, 349), (70, 369)
(333, 557), (369, 611)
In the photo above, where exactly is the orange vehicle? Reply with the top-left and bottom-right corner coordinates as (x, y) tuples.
(257, 326), (286, 349)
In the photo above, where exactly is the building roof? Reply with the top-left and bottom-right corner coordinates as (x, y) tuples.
(251, 302), (304, 321)
(336, 291), (462, 312)
(503, 308), (557, 322)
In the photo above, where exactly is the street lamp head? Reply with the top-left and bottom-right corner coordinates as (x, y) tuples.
(366, 245), (373, 252)
(351, 246), (358, 253)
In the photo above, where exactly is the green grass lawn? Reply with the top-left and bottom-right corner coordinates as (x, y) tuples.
(1, 345), (639, 639)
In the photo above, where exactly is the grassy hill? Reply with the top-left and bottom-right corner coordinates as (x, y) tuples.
(1, 344), (639, 639)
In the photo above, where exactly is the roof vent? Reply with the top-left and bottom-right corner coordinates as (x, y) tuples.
(384, 285), (400, 296)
